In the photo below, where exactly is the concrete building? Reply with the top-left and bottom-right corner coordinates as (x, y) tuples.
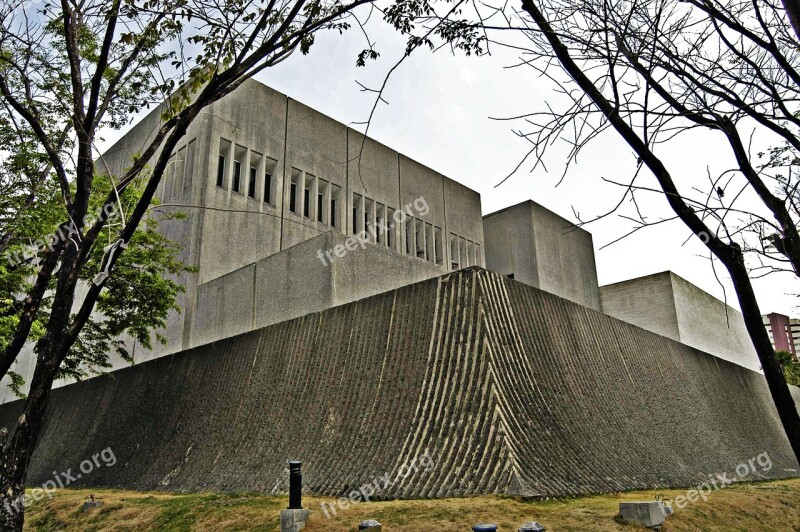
(95, 78), (486, 356)
(482, 200), (601, 311)
(793, 319), (800, 355)
(600, 271), (759, 371)
(0, 79), (486, 403)
(763, 313), (798, 357)
(0, 79), (773, 405)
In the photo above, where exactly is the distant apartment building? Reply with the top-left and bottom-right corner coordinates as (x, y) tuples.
(763, 312), (797, 357)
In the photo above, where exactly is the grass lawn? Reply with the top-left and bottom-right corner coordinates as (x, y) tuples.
(21, 478), (800, 531)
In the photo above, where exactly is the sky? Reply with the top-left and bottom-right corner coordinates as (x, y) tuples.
(114, 6), (800, 317)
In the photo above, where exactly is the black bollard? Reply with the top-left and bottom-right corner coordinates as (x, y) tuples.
(288, 460), (303, 509)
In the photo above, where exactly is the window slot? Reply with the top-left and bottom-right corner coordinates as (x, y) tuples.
(450, 233), (459, 270)
(405, 218), (415, 255)
(434, 226), (443, 265)
(263, 158), (276, 205)
(317, 179), (328, 223)
(232, 145), (246, 193)
(330, 185), (341, 228)
(352, 193), (363, 235)
(303, 173), (315, 219)
(216, 138), (231, 188)
(184, 140), (195, 194)
(290, 169), (301, 214)
(415, 219), (425, 258)
(386, 207), (394, 249)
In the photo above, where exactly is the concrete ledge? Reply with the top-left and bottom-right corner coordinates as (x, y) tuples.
(618, 501), (671, 528)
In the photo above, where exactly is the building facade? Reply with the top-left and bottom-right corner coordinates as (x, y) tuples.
(763, 313), (797, 357)
(600, 271), (760, 371)
(482, 200), (601, 311)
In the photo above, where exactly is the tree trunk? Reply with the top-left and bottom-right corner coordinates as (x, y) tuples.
(0, 345), (60, 531)
(520, 0), (800, 464)
(727, 252), (800, 460)
(782, 0), (800, 43)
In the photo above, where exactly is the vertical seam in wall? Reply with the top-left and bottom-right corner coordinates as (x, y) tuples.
(668, 272), (681, 341)
(280, 97), (289, 250)
(251, 264), (257, 330)
(346, 129), (350, 235)
(184, 114), (210, 349)
(397, 153), (401, 252)
(441, 173), (448, 269)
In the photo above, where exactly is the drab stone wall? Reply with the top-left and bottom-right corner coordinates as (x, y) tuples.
(0, 268), (797, 497)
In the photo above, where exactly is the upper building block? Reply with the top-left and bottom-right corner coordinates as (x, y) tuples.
(600, 271), (759, 371)
(482, 200), (602, 311)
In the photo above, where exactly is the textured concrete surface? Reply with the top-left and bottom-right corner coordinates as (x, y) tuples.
(0, 269), (797, 497)
(280, 509), (309, 532)
(600, 271), (759, 371)
(483, 201), (601, 311)
(0, 79), (485, 403)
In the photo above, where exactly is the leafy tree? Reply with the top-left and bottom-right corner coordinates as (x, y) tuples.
(0, 0), (387, 528)
(776, 350), (800, 386)
(0, 0), (482, 527)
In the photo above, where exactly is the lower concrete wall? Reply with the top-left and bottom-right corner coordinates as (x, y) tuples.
(1, 269), (796, 498)
(194, 231), (444, 347)
(600, 271), (759, 371)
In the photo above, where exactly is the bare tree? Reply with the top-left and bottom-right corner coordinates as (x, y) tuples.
(473, 0), (800, 460)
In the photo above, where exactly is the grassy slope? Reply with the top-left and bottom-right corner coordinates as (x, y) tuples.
(23, 478), (800, 531)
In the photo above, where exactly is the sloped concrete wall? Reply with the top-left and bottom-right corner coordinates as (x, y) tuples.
(0, 269), (797, 498)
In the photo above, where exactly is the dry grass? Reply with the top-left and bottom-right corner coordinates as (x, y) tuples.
(23, 478), (800, 531)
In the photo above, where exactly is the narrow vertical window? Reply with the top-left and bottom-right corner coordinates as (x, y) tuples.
(386, 208), (396, 249)
(264, 171), (272, 203)
(405, 219), (415, 255)
(376, 203), (385, 244)
(352, 193), (363, 235)
(365, 199), (374, 241)
(415, 219), (425, 258)
(232, 144), (246, 193)
(263, 157), (276, 205)
(248, 167), (257, 197)
(232, 161), (241, 192)
(173, 147), (186, 197)
(184, 140), (196, 194)
(425, 223), (434, 261)
(290, 169), (301, 214)
(303, 173), (315, 219)
(450, 233), (459, 270)
(216, 139), (231, 188)
(330, 185), (341, 228)
(317, 179), (328, 223)
(248, 151), (262, 200)
(216, 155), (226, 187)
(434, 226), (443, 265)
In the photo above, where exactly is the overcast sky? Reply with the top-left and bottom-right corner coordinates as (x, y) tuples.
(112, 8), (800, 317)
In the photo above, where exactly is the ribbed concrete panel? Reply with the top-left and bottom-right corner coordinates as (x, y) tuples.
(0, 268), (797, 497)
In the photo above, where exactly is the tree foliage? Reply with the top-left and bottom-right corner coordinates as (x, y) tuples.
(777, 350), (800, 386)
